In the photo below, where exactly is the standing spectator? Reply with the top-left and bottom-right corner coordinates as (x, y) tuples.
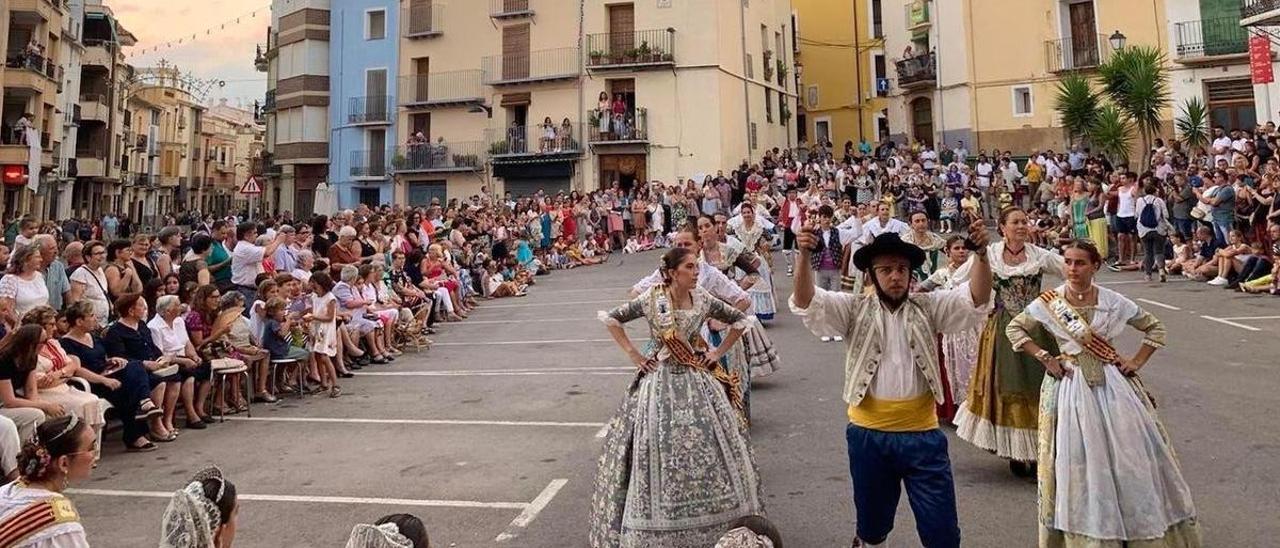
(230, 222), (285, 315)
(1136, 183), (1171, 282)
(207, 221), (235, 292)
(35, 235), (68, 313)
(1196, 169), (1237, 246)
(273, 225), (299, 273)
(1109, 172), (1140, 269)
(67, 241), (110, 325)
(101, 213), (119, 242)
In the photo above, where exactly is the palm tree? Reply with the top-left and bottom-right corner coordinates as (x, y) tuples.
(1091, 104), (1133, 166)
(1097, 45), (1169, 167)
(1175, 97), (1209, 157)
(1054, 73), (1100, 147)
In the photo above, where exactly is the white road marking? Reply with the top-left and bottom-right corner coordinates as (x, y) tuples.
(1217, 315), (1280, 321)
(356, 367), (633, 377)
(224, 416), (607, 429)
(494, 479), (569, 543)
(1200, 315), (1263, 332)
(526, 286), (632, 294)
(1097, 280), (1147, 285)
(477, 299), (620, 309)
(433, 338), (645, 346)
(1136, 298), (1182, 311)
(69, 488), (527, 510)
(451, 318), (599, 324)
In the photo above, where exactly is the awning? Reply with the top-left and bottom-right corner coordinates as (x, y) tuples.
(500, 92), (531, 107)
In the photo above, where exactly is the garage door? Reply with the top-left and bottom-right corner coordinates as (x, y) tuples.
(502, 178), (570, 199)
(408, 182), (447, 206)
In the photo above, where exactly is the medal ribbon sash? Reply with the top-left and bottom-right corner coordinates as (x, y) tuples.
(1037, 290), (1121, 364)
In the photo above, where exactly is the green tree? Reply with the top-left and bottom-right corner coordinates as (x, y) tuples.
(1054, 73), (1100, 147)
(1091, 104), (1133, 165)
(1175, 96), (1210, 154)
(1097, 45), (1169, 166)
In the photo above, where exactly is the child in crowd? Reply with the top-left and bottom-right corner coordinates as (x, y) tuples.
(307, 273), (341, 397)
(939, 192), (958, 233)
(1166, 232), (1191, 275)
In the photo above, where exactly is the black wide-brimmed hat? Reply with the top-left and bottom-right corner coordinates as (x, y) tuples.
(853, 232), (926, 271)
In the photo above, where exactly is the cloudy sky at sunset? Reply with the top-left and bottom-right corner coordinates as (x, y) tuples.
(112, 0), (270, 110)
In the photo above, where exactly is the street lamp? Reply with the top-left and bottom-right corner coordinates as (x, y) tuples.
(1108, 30), (1126, 51)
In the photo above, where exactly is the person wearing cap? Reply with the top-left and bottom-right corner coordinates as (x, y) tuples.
(789, 218), (993, 548)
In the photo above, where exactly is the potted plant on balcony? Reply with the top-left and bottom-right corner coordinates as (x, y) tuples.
(489, 140), (508, 155)
(590, 50), (604, 65)
(637, 41), (652, 62)
(623, 48), (639, 64)
(392, 153), (408, 170)
(777, 59), (788, 83)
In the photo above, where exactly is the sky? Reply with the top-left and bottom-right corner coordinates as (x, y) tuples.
(111, 0), (270, 111)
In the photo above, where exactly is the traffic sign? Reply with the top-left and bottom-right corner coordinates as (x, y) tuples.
(240, 176), (262, 195)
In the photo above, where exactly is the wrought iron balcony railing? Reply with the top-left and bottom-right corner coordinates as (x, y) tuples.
(392, 142), (487, 173)
(895, 51), (936, 87)
(1174, 17), (1248, 58)
(347, 95), (392, 124)
(1046, 34), (1111, 72)
(399, 70), (484, 107)
(486, 122), (583, 157)
(586, 29), (675, 69)
(481, 47), (579, 85)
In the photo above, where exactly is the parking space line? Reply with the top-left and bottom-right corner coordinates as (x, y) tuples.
(477, 300), (620, 309)
(356, 367), (632, 377)
(494, 479), (569, 543)
(225, 416), (607, 429)
(1200, 315), (1263, 332)
(68, 488), (527, 510)
(1217, 315), (1280, 321)
(434, 338), (645, 346)
(1136, 298), (1182, 311)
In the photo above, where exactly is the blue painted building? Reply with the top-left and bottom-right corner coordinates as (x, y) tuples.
(328, 0), (398, 208)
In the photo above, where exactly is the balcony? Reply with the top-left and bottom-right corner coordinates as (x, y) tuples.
(392, 142), (486, 173)
(79, 93), (109, 122)
(486, 123), (583, 160)
(586, 29), (675, 71)
(75, 145), (107, 177)
(350, 149), (390, 178)
(399, 70), (484, 108)
(134, 134), (148, 150)
(1242, 0), (1280, 26)
(490, 0), (533, 19)
(82, 43), (111, 67)
(403, 2), (443, 38)
(263, 90), (277, 112)
(895, 51), (936, 89)
(905, 1), (931, 31)
(254, 44), (269, 72)
(1046, 34), (1111, 72)
(1174, 17), (1249, 61)
(588, 107), (648, 145)
(482, 48), (579, 85)
(4, 52), (60, 89)
(347, 95), (392, 125)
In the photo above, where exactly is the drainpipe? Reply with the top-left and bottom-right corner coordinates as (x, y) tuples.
(577, 0), (585, 192)
(739, 0), (752, 161)
(934, 1), (944, 147)
(853, 0), (865, 142)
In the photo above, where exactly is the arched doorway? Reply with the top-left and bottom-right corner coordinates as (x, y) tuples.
(910, 97), (934, 147)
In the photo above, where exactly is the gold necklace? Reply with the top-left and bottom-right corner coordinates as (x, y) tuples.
(1068, 284), (1094, 302)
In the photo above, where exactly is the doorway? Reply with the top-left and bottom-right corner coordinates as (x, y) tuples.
(358, 187), (382, 206)
(598, 153), (647, 193)
(910, 97), (933, 146)
(1066, 1), (1098, 68)
(814, 119), (831, 146)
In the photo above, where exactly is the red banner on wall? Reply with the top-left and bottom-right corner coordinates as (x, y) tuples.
(1249, 35), (1273, 84)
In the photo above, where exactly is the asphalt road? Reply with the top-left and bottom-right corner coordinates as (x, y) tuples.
(70, 250), (1279, 547)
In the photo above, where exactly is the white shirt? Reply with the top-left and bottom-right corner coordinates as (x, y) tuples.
(0, 483), (90, 548)
(859, 217), (911, 245)
(147, 314), (191, 356)
(1212, 136), (1233, 165)
(1136, 195), (1168, 238)
(0, 272), (49, 320)
(631, 262), (749, 306)
(230, 240), (265, 286)
(69, 266), (109, 325)
(1116, 184), (1139, 217)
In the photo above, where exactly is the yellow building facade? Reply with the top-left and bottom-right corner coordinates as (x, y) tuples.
(394, 0), (797, 204)
(882, 0), (1170, 154)
(793, 0), (888, 151)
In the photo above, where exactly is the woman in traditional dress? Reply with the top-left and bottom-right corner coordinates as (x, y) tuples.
(953, 207), (1064, 476)
(0, 416), (95, 548)
(920, 235), (977, 424)
(697, 216), (782, 390)
(591, 247), (765, 548)
(903, 211), (947, 282)
(1007, 239), (1200, 547)
(727, 201), (777, 321)
(159, 467), (240, 548)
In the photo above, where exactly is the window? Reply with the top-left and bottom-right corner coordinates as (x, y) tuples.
(765, 89), (773, 123)
(807, 85), (819, 108)
(871, 0), (884, 38)
(1012, 86), (1033, 117)
(749, 122), (758, 150)
(367, 10), (386, 40)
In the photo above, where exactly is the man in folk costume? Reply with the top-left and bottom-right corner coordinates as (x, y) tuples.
(790, 221), (994, 548)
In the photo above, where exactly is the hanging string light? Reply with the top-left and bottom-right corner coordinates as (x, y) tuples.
(126, 4), (268, 59)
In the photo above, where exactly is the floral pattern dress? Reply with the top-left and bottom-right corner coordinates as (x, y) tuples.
(729, 222), (777, 320)
(590, 286), (765, 548)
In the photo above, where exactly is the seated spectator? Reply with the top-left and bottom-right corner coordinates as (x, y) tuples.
(1241, 223), (1280, 294)
(108, 292), (201, 435)
(209, 292), (254, 412)
(1181, 226), (1221, 281)
(335, 265), (391, 364)
(0, 415), (96, 547)
(1205, 229), (1251, 286)
(346, 513), (430, 548)
(0, 244), (50, 330)
(18, 308), (106, 459)
(159, 466), (239, 548)
(60, 301), (168, 450)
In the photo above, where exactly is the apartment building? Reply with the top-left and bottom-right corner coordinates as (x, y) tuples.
(386, 0), (797, 205)
(51, 0), (82, 220)
(71, 0), (132, 219)
(879, 0), (1175, 153)
(793, 0), (889, 150)
(122, 67), (204, 225)
(0, 0), (67, 220)
(262, 0), (330, 218)
(202, 100), (265, 216)
(330, 0), (398, 207)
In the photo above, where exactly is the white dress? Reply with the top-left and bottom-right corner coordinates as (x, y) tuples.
(0, 273), (49, 321)
(309, 293), (338, 357)
(0, 483), (89, 547)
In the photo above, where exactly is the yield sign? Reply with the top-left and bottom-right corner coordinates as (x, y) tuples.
(239, 176), (262, 195)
